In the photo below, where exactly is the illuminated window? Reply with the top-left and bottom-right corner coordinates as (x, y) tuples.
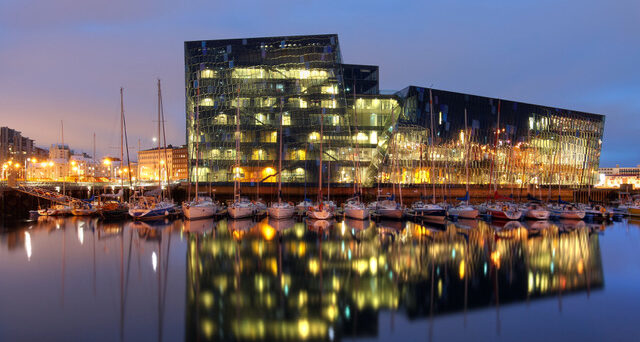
(321, 85), (337, 94)
(200, 69), (215, 78)
(309, 132), (319, 141)
(282, 113), (291, 126)
(200, 98), (214, 107)
(370, 113), (377, 126)
(529, 117), (535, 130)
(215, 114), (227, 124)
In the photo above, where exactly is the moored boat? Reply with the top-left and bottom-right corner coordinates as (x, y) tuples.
(182, 196), (217, 220)
(551, 204), (586, 220)
(523, 202), (550, 220)
(344, 197), (369, 220)
(268, 201), (296, 219)
(373, 195), (404, 220)
(447, 204), (479, 220)
(487, 203), (522, 221)
(229, 197), (255, 219)
(412, 201), (446, 224)
(307, 202), (334, 220)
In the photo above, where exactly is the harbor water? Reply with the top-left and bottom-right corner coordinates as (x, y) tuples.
(1, 216), (640, 341)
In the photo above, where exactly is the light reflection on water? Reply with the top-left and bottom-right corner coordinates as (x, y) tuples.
(1, 217), (639, 341)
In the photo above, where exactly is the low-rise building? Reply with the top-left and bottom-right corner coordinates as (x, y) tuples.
(138, 145), (188, 182)
(596, 164), (640, 189)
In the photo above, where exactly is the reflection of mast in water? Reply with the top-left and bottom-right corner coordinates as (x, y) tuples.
(93, 220), (96, 297)
(492, 235), (501, 336)
(157, 226), (172, 342)
(463, 235), (469, 328)
(428, 259), (434, 342)
(60, 220), (66, 307)
(119, 228), (134, 341)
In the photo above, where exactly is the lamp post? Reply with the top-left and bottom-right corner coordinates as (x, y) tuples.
(103, 158), (112, 182)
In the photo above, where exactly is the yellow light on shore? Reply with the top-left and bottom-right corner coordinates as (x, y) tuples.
(103, 159), (111, 165)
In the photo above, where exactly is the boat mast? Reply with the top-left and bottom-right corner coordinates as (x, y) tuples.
(121, 89), (133, 191)
(234, 85), (240, 202)
(120, 87), (124, 192)
(93, 132), (96, 197)
(488, 100), (501, 199)
(61, 120), (66, 197)
(194, 74), (200, 202)
(159, 79), (171, 199)
(327, 140), (331, 203)
(318, 109), (324, 206)
(156, 80), (162, 198)
(428, 89), (436, 204)
(277, 97), (284, 204)
(352, 82), (360, 199)
(395, 130), (403, 207)
(464, 108), (470, 204)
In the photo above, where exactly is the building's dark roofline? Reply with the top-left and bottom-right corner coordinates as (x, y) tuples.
(342, 63), (379, 69)
(140, 144), (186, 152)
(399, 85), (605, 119)
(185, 33), (338, 45)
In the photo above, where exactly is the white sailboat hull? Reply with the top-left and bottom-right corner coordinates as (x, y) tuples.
(307, 209), (334, 220)
(559, 211), (585, 220)
(229, 206), (254, 219)
(525, 209), (550, 220)
(182, 203), (216, 220)
(448, 207), (479, 219)
(345, 208), (369, 220)
(268, 206), (295, 219)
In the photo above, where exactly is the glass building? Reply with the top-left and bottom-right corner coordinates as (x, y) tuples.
(185, 34), (604, 187)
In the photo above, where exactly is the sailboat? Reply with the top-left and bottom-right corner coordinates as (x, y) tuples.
(41, 121), (72, 216)
(268, 98), (295, 219)
(307, 108), (334, 220)
(129, 81), (176, 220)
(296, 144), (313, 213)
(412, 89), (446, 224)
(228, 86), (256, 219)
(182, 74), (217, 220)
(372, 107), (404, 220)
(447, 109), (478, 220)
(344, 88), (369, 220)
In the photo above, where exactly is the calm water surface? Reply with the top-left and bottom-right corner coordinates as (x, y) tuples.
(1, 216), (640, 341)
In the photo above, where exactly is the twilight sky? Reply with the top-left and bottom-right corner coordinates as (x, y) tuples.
(1, 0), (638, 166)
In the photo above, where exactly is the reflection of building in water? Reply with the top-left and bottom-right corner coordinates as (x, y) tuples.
(185, 220), (603, 341)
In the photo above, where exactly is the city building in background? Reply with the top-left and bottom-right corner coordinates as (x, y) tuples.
(185, 34), (605, 187)
(137, 145), (188, 182)
(1, 126), (36, 164)
(596, 164), (640, 189)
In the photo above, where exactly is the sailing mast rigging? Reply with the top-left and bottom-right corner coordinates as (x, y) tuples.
(428, 89), (436, 204)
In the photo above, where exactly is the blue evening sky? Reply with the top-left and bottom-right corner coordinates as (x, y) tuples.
(0, 0), (638, 166)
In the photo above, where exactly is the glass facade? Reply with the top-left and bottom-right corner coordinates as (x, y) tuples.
(185, 35), (605, 187)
